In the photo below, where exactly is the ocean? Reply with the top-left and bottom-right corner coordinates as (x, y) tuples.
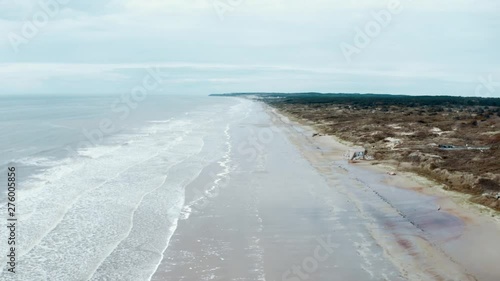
(0, 94), (251, 280)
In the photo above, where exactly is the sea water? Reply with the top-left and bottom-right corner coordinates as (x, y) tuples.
(0, 94), (251, 280)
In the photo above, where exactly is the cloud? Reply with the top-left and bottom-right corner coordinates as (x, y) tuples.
(0, 0), (498, 96)
(120, 0), (498, 14)
(1, 62), (495, 95)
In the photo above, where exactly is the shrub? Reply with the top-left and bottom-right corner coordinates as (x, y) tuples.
(476, 178), (500, 191)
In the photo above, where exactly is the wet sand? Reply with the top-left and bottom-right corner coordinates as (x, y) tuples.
(151, 100), (500, 281)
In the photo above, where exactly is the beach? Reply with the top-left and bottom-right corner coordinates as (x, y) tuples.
(1, 96), (499, 280)
(151, 99), (500, 281)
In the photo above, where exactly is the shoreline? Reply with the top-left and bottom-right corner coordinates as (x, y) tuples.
(264, 102), (500, 222)
(263, 101), (500, 281)
(256, 93), (500, 212)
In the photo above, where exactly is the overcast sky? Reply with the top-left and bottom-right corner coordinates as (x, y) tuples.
(0, 0), (498, 96)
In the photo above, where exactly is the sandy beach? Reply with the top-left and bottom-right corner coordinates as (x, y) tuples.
(152, 100), (500, 281)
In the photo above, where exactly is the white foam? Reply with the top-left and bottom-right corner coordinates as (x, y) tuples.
(0, 119), (204, 279)
(14, 156), (53, 167)
(77, 145), (122, 159)
(180, 123), (234, 221)
(87, 138), (207, 281)
(0, 98), (246, 280)
(148, 119), (172, 124)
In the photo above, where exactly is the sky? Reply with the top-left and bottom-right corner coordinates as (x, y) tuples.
(0, 0), (499, 96)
